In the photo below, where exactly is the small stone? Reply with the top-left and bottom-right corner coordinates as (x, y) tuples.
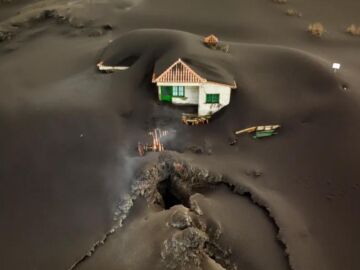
(161, 227), (208, 268)
(169, 207), (192, 230)
(253, 170), (262, 177)
(189, 198), (203, 216)
(67, 17), (86, 28)
(342, 84), (349, 91)
(187, 145), (204, 154)
(245, 169), (262, 178)
(88, 28), (105, 37)
(102, 24), (113, 30)
(0, 31), (11, 42)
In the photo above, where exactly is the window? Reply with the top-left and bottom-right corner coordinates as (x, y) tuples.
(172, 86), (185, 97)
(178, 86), (185, 97)
(206, 94), (220, 104)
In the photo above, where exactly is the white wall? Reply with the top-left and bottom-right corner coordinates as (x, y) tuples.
(156, 82), (232, 116)
(198, 83), (231, 116)
(172, 86), (199, 105)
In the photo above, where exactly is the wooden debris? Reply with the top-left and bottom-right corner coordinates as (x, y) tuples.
(285, 9), (302, 17)
(97, 61), (129, 72)
(308, 23), (325, 37)
(235, 125), (280, 135)
(346, 24), (360, 36)
(235, 126), (257, 135)
(138, 128), (171, 156)
(231, 125), (281, 144)
(182, 113), (211, 125)
(138, 142), (145, 156)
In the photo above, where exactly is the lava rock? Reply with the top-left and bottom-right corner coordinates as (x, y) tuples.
(88, 28), (105, 37)
(102, 24), (113, 30)
(68, 17), (86, 29)
(0, 31), (11, 42)
(169, 206), (192, 229)
(189, 196), (204, 216)
(161, 227), (209, 269)
(186, 145), (204, 154)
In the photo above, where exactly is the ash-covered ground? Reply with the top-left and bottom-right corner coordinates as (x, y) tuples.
(1, 0), (360, 270)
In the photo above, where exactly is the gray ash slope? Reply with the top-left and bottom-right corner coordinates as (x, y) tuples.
(75, 153), (291, 270)
(1, 0), (360, 270)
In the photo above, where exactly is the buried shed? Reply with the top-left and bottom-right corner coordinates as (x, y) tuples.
(203, 34), (219, 46)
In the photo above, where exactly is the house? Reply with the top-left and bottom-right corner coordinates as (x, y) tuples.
(152, 58), (237, 116)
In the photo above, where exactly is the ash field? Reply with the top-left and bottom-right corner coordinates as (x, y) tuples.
(1, 0), (360, 270)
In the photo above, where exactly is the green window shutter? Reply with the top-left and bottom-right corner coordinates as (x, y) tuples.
(160, 86), (173, 102)
(206, 94), (220, 103)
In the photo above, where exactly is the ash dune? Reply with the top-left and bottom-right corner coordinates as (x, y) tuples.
(0, 0), (142, 42)
(1, 0), (360, 270)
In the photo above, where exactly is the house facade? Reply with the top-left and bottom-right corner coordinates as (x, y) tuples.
(152, 59), (237, 116)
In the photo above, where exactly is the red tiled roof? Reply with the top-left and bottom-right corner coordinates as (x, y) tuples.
(204, 34), (219, 46)
(152, 59), (206, 84)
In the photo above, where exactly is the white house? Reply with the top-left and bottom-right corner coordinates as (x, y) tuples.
(152, 58), (237, 116)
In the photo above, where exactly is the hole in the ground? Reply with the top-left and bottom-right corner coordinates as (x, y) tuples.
(157, 178), (189, 209)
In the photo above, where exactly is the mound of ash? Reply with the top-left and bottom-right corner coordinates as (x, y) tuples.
(73, 153), (275, 270)
(126, 153), (289, 270)
(0, 0), (141, 42)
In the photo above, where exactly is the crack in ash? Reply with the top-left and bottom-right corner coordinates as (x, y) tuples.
(66, 195), (135, 270)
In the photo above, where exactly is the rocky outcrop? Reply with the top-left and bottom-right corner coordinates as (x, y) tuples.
(161, 227), (209, 269)
(67, 153), (291, 270)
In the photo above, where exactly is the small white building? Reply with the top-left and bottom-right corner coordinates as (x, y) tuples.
(152, 58), (237, 116)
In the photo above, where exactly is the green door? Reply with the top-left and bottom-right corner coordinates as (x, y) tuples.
(160, 86), (172, 102)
